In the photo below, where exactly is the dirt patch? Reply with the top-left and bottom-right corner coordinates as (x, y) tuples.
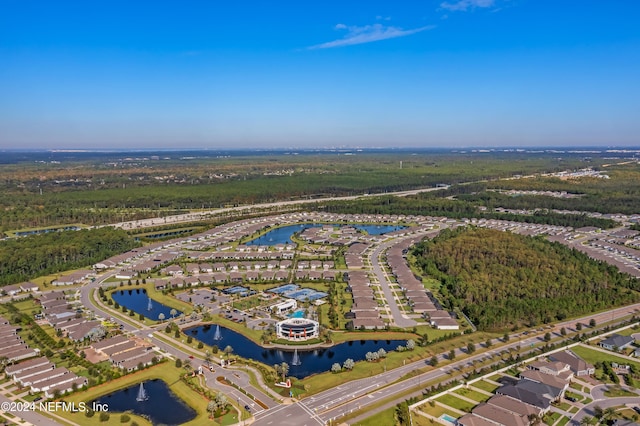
(83, 347), (108, 364)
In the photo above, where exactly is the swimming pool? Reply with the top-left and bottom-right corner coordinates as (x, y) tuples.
(440, 413), (457, 424)
(288, 309), (305, 318)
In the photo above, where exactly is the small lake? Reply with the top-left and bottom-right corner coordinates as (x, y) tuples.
(111, 288), (182, 321)
(186, 324), (406, 378)
(92, 379), (196, 426)
(246, 223), (406, 246)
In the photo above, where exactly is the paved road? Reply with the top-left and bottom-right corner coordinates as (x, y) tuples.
(0, 394), (66, 426)
(74, 200), (640, 425)
(78, 274), (280, 412)
(108, 186), (449, 231)
(368, 234), (430, 328)
(570, 383), (640, 426)
(252, 302), (640, 426)
(79, 252), (640, 426)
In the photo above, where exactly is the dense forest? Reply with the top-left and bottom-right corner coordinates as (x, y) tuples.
(0, 228), (139, 285)
(411, 227), (640, 331)
(318, 195), (617, 229)
(0, 151), (596, 231)
(456, 168), (640, 215)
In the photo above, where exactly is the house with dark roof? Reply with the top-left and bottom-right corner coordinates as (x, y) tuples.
(519, 370), (569, 396)
(600, 334), (635, 351)
(497, 380), (560, 412)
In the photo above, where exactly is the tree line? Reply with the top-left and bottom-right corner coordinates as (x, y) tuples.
(0, 228), (139, 286)
(0, 151), (600, 232)
(317, 195), (616, 229)
(411, 227), (640, 331)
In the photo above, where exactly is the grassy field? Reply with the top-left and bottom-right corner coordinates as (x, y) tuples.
(604, 387), (638, 397)
(435, 394), (477, 412)
(417, 401), (462, 419)
(354, 406), (456, 426)
(145, 283), (195, 313)
(453, 387), (491, 403)
(612, 326), (640, 336)
(231, 294), (269, 311)
(571, 345), (640, 370)
(569, 382), (588, 393)
(470, 380), (500, 393)
(565, 390), (587, 403)
(350, 406), (397, 426)
(543, 411), (562, 425)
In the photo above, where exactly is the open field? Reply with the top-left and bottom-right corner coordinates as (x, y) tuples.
(571, 345), (640, 370)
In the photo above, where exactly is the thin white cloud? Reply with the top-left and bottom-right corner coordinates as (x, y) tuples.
(440, 0), (495, 12)
(308, 23), (435, 50)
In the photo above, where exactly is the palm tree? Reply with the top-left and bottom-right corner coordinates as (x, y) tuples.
(170, 308), (177, 319)
(603, 407), (616, 422)
(223, 345), (233, 363)
(274, 363), (281, 380)
(280, 362), (289, 381)
(158, 313), (165, 322)
(204, 350), (212, 367)
(579, 416), (596, 425)
(593, 405), (604, 420)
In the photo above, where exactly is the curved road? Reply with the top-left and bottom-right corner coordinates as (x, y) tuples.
(570, 383), (640, 425)
(78, 274), (280, 414)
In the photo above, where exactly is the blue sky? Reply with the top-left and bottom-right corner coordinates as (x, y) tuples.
(1, 0), (639, 150)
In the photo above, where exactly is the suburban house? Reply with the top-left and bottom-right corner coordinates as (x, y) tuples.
(2, 282), (38, 296)
(549, 350), (595, 376)
(599, 334), (635, 351)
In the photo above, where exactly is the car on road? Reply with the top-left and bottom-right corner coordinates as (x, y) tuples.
(189, 355), (194, 359)
(244, 405), (251, 412)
